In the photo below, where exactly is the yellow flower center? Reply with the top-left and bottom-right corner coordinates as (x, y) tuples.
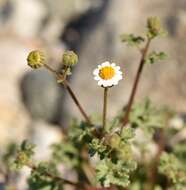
(99, 66), (115, 80)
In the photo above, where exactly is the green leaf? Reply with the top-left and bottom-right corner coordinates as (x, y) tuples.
(108, 116), (120, 132)
(11, 140), (35, 170)
(96, 159), (137, 188)
(159, 152), (186, 185)
(121, 34), (145, 47)
(129, 99), (167, 137)
(89, 139), (109, 159)
(173, 141), (186, 162)
(145, 51), (167, 64)
(68, 120), (93, 143)
(51, 140), (81, 168)
(2, 143), (18, 167)
(28, 162), (62, 190)
(121, 127), (135, 143)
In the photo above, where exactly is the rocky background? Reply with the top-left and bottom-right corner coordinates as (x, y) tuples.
(0, 0), (186, 168)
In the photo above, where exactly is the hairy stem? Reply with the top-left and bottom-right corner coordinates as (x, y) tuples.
(27, 163), (85, 189)
(103, 87), (108, 132)
(44, 64), (92, 125)
(120, 38), (151, 132)
(64, 80), (92, 125)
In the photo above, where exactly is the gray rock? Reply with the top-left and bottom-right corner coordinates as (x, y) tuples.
(29, 120), (62, 160)
(20, 69), (63, 123)
(0, 183), (5, 190)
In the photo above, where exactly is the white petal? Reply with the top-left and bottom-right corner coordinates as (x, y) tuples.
(107, 80), (115, 87)
(94, 76), (100, 81)
(116, 71), (122, 75)
(98, 65), (102, 69)
(118, 75), (123, 80)
(115, 66), (120, 70)
(108, 81), (114, 86)
(101, 61), (110, 67)
(98, 80), (103, 86)
(101, 81), (107, 87)
(113, 80), (119, 85)
(102, 81), (110, 87)
(93, 69), (99, 75)
(113, 75), (120, 80)
(111, 63), (116, 67)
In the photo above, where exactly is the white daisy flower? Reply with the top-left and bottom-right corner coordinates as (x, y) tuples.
(93, 61), (123, 87)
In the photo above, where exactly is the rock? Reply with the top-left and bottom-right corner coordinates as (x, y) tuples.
(11, 0), (47, 39)
(0, 183), (5, 190)
(29, 120), (62, 160)
(20, 69), (63, 123)
(41, 0), (106, 42)
(0, 0), (106, 43)
(0, 39), (31, 147)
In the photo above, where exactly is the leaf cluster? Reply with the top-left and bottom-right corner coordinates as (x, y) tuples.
(121, 34), (145, 47)
(129, 99), (167, 136)
(28, 162), (62, 190)
(159, 152), (186, 189)
(96, 159), (137, 187)
(145, 51), (167, 64)
(11, 140), (35, 170)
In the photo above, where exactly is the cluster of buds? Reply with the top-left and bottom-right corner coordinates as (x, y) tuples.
(27, 50), (78, 81)
(27, 50), (78, 70)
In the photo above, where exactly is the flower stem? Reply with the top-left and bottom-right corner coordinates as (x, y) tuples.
(44, 64), (92, 125)
(120, 38), (151, 133)
(103, 87), (108, 132)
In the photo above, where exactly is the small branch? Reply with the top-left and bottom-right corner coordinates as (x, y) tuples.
(103, 87), (108, 132)
(63, 80), (92, 125)
(27, 163), (85, 189)
(44, 64), (92, 125)
(44, 64), (59, 77)
(120, 38), (151, 132)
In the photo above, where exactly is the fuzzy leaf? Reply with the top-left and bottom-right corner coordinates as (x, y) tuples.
(11, 140), (35, 170)
(130, 99), (166, 136)
(121, 127), (135, 143)
(121, 34), (145, 47)
(159, 152), (186, 185)
(145, 51), (167, 64)
(51, 141), (80, 168)
(28, 162), (62, 190)
(96, 159), (137, 188)
(89, 139), (109, 159)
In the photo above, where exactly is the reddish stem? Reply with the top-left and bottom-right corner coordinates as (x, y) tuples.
(120, 38), (151, 132)
(44, 64), (92, 125)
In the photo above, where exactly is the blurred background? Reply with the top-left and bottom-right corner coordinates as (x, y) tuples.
(0, 0), (186, 164)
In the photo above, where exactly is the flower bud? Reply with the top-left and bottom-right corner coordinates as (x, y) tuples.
(62, 51), (78, 67)
(27, 50), (45, 69)
(147, 17), (161, 38)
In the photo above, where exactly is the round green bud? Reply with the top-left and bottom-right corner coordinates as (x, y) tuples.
(62, 51), (78, 67)
(27, 50), (45, 69)
(147, 17), (161, 37)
